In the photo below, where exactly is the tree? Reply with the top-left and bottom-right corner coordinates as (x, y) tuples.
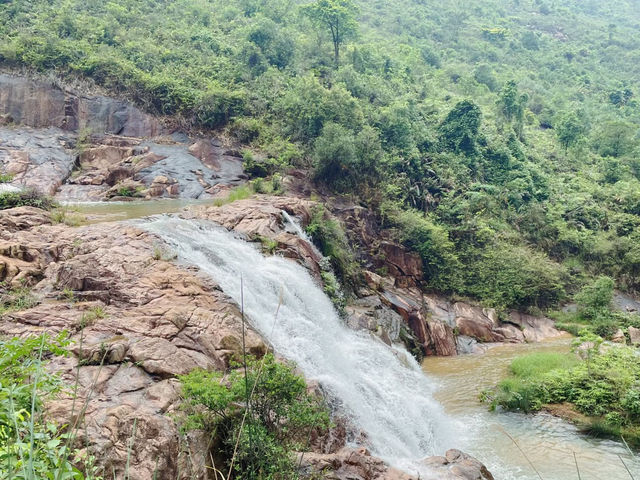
(302, 0), (358, 64)
(555, 111), (586, 153)
(497, 80), (528, 138)
(439, 100), (482, 155)
(593, 121), (637, 158)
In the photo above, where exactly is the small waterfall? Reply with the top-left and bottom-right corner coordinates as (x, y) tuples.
(140, 216), (457, 472)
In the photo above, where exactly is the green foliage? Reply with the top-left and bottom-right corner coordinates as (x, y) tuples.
(305, 205), (357, 287)
(213, 184), (254, 207)
(0, 285), (38, 315)
(483, 341), (640, 445)
(575, 276), (615, 319)
(0, 173), (13, 183)
(392, 208), (460, 291)
(0, 333), (100, 480)
(3, 0), (640, 312)
(302, 0), (359, 64)
(555, 111), (586, 153)
(179, 354), (329, 480)
(438, 100), (482, 155)
(0, 190), (56, 211)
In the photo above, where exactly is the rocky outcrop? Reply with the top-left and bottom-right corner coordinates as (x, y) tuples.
(0, 127), (245, 200)
(299, 447), (494, 480)
(0, 126), (76, 195)
(0, 74), (246, 200)
(184, 196), (562, 357)
(0, 207), (266, 479)
(186, 196), (323, 275)
(0, 73), (160, 137)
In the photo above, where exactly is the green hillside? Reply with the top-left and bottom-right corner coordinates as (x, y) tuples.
(2, 0), (640, 311)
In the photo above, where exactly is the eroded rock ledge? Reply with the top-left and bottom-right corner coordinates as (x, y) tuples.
(1, 206), (265, 479)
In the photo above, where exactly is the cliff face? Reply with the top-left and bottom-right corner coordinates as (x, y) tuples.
(0, 73), (160, 137)
(0, 73), (245, 200)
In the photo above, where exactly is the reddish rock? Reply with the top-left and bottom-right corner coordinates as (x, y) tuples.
(1, 208), (266, 479)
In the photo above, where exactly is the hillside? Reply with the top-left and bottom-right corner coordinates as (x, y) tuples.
(2, 0), (640, 314)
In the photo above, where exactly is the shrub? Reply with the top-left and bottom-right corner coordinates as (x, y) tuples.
(305, 206), (357, 287)
(0, 190), (56, 210)
(0, 333), (100, 479)
(179, 354), (329, 479)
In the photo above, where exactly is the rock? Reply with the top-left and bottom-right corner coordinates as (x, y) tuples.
(507, 311), (562, 342)
(0, 206), (51, 234)
(427, 320), (457, 356)
(0, 73), (161, 137)
(612, 329), (626, 343)
(379, 241), (423, 286)
(629, 326), (640, 345)
(299, 447), (493, 480)
(299, 447), (417, 480)
(186, 196), (323, 275)
(456, 336), (488, 355)
(0, 208), (267, 479)
(0, 127), (76, 195)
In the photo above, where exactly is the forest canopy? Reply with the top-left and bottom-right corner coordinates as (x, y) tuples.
(1, 0), (640, 310)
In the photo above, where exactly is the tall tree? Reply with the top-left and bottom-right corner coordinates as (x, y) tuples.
(497, 80), (528, 138)
(302, 0), (358, 64)
(555, 111), (586, 153)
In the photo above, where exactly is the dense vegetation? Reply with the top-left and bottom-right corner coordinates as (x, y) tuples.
(179, 353), (329, 480)
(0, 333), (100, 479)
(1, 0), (640, 310)
(482, 344), (640, 447)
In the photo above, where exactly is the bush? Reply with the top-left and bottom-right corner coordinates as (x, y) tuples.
(179, 354), (329, 480)
(0, 333), (100, 479)
(483, 343), (640, 444)
(0, 190), (56, 210)
(305, 206), (357, 287)
(575, 276), (615, 319)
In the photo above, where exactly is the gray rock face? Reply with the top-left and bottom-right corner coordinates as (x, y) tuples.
(0, 126), (76, 195)
(0, 73), (160, 137)
(136, 140), (245, 198)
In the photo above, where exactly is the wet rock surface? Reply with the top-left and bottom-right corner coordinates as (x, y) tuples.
(0, 74), (245, 200)
(299, 447), (494, 480)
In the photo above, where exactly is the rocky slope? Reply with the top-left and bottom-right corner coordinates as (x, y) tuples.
(0, 73), (245, 200)
(0, 203), (495, 480)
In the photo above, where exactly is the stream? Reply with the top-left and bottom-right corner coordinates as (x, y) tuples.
(72, 201), (640, 479)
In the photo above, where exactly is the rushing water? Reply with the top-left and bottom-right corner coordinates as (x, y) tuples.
(424, 340), (640, 479)
(140, 215), (457, 475)
(130, 211), (640, 479)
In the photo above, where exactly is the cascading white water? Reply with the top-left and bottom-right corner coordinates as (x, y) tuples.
(140, 216), (458, 474)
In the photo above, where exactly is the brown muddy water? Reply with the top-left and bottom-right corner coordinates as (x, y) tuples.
(67, 198), (210, 224)
(423, 337), (640, 479)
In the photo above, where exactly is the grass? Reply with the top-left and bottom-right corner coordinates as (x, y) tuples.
(0, 285), (38, 315)
(0, 190), (57, 210)
(51, 207), (86, 226)
(0, 173), (13, 183)
(212, 184), (254, 207)
(509, 352), (579, 378)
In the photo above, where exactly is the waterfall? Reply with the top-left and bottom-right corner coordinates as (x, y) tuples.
(140, 216), (457, 473)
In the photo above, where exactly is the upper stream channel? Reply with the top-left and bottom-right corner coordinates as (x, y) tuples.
(72, 200), (640, 480)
